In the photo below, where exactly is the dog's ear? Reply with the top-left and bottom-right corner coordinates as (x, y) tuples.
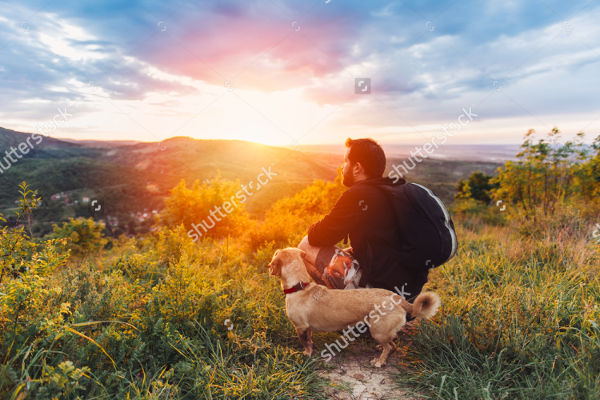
(268, 250), (283, 276)
(269, 258), (282, 276)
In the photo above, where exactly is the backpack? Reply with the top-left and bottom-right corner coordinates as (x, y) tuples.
(374, 182), (457, 268)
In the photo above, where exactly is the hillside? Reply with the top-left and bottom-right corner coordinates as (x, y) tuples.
(0, 128), (340, 235)
(1, 127), (502, 236)
(0, 127), (83, 149)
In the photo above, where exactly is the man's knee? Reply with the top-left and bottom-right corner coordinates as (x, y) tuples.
(298, 235), (311, 251)
(298, 235), (320, 265)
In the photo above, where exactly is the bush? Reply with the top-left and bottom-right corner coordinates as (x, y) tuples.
(245, 178), (344, 250)
(452, 198), (506, 229)
(160, 175), (251, 241)
(456, 171), (498, 204)
(48, 217), (108, 256)
(492, 128), (600, 219)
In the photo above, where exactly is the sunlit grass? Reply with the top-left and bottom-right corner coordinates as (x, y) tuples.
(394, 219), (600, 399)
(1, 173), (599, 399)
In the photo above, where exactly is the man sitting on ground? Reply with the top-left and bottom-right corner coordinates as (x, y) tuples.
(298, 137), (453, 302)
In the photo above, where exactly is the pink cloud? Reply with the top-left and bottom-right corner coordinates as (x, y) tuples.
(143, 14), (353, 91)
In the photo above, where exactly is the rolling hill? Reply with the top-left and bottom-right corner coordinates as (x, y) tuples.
(0, 128), (340, 235)
(1, 127), (502, 236)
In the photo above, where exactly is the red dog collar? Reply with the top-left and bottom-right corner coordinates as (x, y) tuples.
(283, 281), (308, 295)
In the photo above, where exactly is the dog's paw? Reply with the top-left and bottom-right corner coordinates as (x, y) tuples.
(303, 348), (313, 357)
(369, 357), (385, 368)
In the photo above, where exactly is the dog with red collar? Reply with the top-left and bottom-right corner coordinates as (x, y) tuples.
(268, 247), (441, 367)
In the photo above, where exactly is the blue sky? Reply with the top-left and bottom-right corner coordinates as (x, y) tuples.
(1, 0), (599, 145)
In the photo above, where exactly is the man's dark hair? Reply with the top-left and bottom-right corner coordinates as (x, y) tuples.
(345, 137), (386, 178)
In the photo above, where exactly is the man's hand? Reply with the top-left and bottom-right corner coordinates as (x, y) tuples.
(326, 265), (345, 279)
(320, 272), (339, 289)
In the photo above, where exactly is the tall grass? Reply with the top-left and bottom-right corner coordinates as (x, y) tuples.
(2, 175), (599, 399)
(0, 226), (328, 399)
(394, 216), (600, 399)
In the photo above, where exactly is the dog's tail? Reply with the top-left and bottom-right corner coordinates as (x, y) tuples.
(398, 292), (441, 320)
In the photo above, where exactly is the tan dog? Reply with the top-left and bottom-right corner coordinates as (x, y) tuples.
(268, 247), (441, 367)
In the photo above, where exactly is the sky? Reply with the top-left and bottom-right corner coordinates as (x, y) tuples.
(1, 0), (599, 146)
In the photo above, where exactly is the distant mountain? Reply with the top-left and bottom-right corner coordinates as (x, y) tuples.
(385, 144), (520, 163)
(298, 143), (521, 163)
(0, 127), (81, 149)
(0, 128), (340, 235)
(56, 137), (141, 147)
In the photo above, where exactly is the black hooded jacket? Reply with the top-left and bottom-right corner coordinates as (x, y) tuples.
(307, 176), (432, 295)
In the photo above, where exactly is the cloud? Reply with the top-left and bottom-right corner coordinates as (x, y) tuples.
(0, 3), (195, 119)
(1, 0), (599, 143)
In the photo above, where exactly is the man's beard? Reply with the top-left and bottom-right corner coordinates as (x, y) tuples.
(342, 168), (354, 187)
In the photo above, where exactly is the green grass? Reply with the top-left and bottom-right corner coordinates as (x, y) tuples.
(1, 176), (598, 399)
(0, 228), (330, 399)
(393, 221), (600, 399)
(4, 218), (597, 398)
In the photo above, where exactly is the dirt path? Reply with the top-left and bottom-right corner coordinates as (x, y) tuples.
(316, 341), (420, 400)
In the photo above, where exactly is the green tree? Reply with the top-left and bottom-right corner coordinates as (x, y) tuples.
(572, 134), (600, 199)
(491, 128), (598, 218)
(15, 181), (41, 237)
(455, 171), (497, 204)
